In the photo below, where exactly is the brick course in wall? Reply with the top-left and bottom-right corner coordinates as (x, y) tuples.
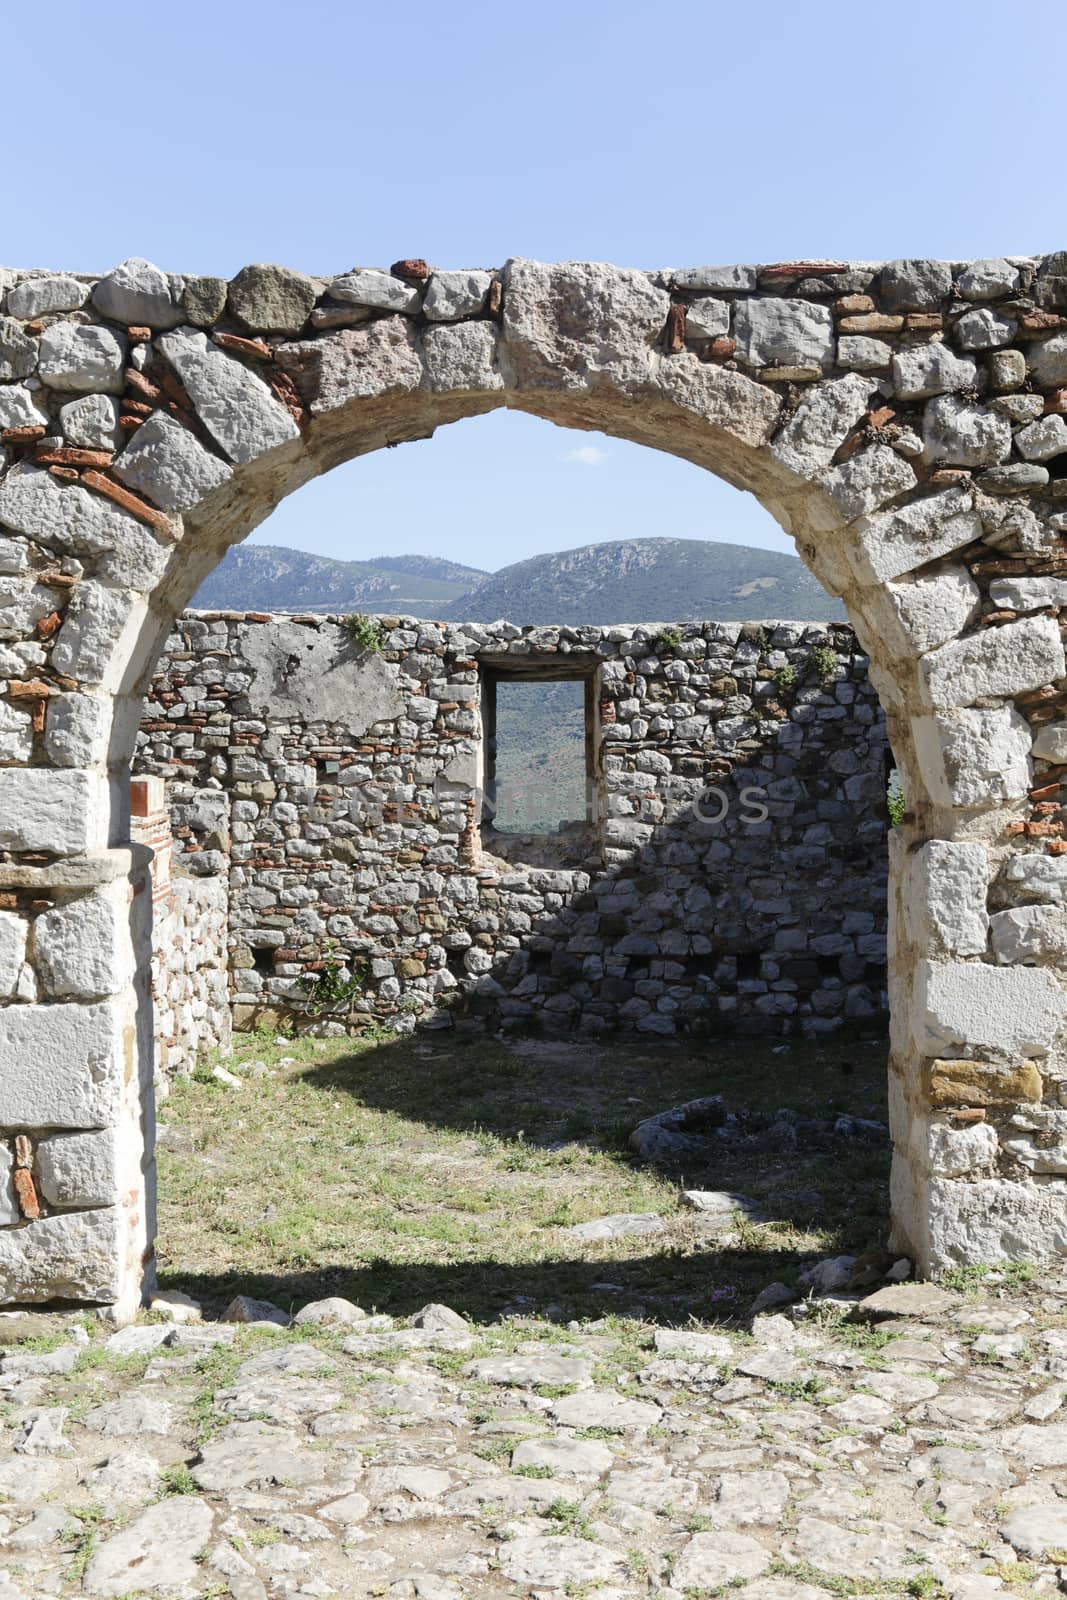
(134, 611), (889, 1044)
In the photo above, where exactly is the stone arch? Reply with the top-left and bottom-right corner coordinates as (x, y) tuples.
(1, 250), (1065, 1317)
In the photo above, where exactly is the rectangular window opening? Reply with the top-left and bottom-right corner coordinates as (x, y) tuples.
(480, 662), (599, 864)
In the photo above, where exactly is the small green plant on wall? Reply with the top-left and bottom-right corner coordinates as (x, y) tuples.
(299, 944), (366, 1018)
(808, 643), (838, 681)
(886, 770), (906, 827)
(772, 663), (796, 695)
(657, 627), (683, 653)
(344, 613), (385, 655)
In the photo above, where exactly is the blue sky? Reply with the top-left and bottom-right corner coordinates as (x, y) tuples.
(14, 1), (1067, 573)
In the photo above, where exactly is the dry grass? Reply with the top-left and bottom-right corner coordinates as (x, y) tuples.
(155, 1026), (890, 1326)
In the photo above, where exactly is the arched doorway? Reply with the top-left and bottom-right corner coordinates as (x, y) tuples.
(1, 252), (1064, 1317)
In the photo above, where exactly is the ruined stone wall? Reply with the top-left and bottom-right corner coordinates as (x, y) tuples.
(134, 611), (889, 1044)
(130, 777), (230, 1083)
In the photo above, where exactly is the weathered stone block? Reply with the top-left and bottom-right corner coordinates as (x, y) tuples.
(926, 1178), (1067, 1271)
(927, 1119), (998, 1176)
(957, 259), (1020, 300)
(422, 323), (502, 394)
(328, 269), (422, 313)
(60, 393), (121, 451)
(112, 412), (231, 512)
(0, 1210), (123, 1303)
(920, 615), (1064, 710)
(769, 373), (876, 476)
(924, 1057), (1043, 1108)
(37, 323), (125, 394)
(7, 274), (88, 319)
(0, 769), (108, 854)
(683, 297), (730, 340)
(156, 329), (299, 465)
(36, 1130), (119, 1209)
(0, 908), (28, 998)
(92, 258), (183, 329)
(44, 693), (111, 768)
(880, 259), (953, 310)
(891, 344), (976, 400)
(51, 582), (140, 687)
(423, 270), (492, 321)
(823, 443), (915, 523)
(33, 892), (128, 1001)
(227, 263), (319, 334)
(922, 394), (1012, 466)
(732, 298), (833, 369)
(917, 959), (1065, 1057)
(0, 1000), (121, 1126)
(886, 566), (980, 654)
(990, 904), (1067, 965)
(990, 575), (1067, 613)
(851, 489), (981, 583)
(0, 464), (169, 592)
(904, 840), (989, 957)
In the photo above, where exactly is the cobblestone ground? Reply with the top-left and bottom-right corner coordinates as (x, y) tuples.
(1, 1276), (1066, 1599)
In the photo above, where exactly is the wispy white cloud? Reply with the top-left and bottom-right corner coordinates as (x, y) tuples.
(561, 445), (610, 467)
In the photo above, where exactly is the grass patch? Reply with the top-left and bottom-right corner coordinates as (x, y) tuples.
(155, 1030), (891, 1325)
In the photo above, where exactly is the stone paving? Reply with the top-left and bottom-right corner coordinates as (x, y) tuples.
(2, 1277), (1067, 1598)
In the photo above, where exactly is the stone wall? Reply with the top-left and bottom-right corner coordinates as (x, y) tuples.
(134, 611), (889, 1042)
(8, 245), (1067, 1304)
(130, 777), (230, 1083)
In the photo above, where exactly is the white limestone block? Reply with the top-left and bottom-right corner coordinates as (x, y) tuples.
(990, 575), (1067, 613)
(328, 269), (422, 313)
(0, 1000), (121, 1125)
(926, 1120), (998, 1177)
(422, 270), (492, 321)
(923, 394), (1012, 467)
(769, 373), (877, 476)
(953, 308), (1015, 350)
(0, 700), (32, 761)
(1002, 852), (1067, 904)
(0, 464), (169, 592)
(112, 412), (231, 512)
(33, 891), (128, 1001)
(926, 1178), (1067, 1272)
(887, 566), (980, 654)
(990, 904), (1067, 964)
(0, 768), (108, 854)
(59, 393), (122, 451)
(823, 442), (916, 522)
(44, 693), (111, 767)
(912, 707), (1031, 808)
(1015, 414), (1067, 462)
(156, 329), (299, 466)
(0, 909), (27, 998)
(37, 323), (125, 394)
(0, 577), (57, 640)
(36, 1130), (119, 1209)
(92, 257), (184, 329)
(957, 259), (1021, 300)
(0, 1209), (123, 1303)
(0, 1143), (18, 1225)
(891, 344), (977, 400)
(850, 488), (981, 583)
(904, 840), (989, 957)
(421, 323), (503, 394)
(732, 298), (833, 369)
(50, 581), (141, 687)
(920, 615), (1064, 710)
(916, 959), (1065, 1057)
(684, 297), (730, 340)
(7, 274), (89, 318)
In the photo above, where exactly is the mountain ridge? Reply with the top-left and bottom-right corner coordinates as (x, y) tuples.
(194, 537), (843, 624)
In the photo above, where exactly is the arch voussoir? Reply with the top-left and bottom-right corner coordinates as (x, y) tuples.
(0, 248), (1065, 1314)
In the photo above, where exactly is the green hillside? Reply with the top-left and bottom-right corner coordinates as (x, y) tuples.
(193, 544), (485, 615)
(445, 536), (842, 624)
